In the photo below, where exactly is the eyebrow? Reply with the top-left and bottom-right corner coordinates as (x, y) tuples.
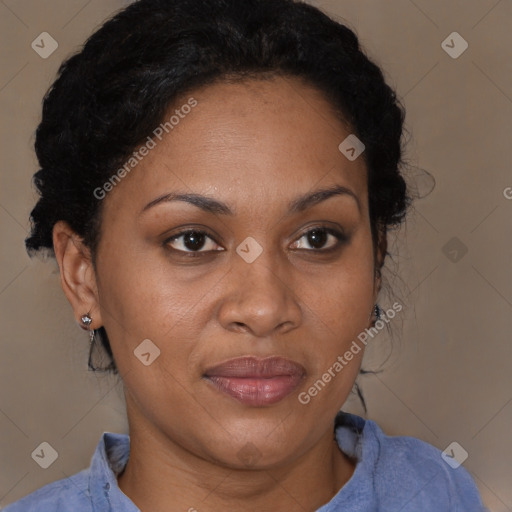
(288, 184), (360, 214)
(141, 192), (232, 216)
(140, 184), (360, 216)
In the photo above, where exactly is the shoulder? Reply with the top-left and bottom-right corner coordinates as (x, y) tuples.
(2, 469), (91, 512)
(3, 431), (129, 512)
(375, 428), (483, 510)
(335, 412), (487, 511)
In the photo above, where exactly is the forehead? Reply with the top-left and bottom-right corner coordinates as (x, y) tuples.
(103, 76), (368, 216)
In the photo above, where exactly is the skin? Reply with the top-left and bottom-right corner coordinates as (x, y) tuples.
(53, 75), (386, 512)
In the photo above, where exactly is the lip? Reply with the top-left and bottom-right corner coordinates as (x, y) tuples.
(203, 356), (306, 407)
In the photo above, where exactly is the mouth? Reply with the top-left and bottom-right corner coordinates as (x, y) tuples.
(203, 356), (306, 407)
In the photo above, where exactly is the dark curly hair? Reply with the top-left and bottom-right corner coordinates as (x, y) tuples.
(25, 0), (411, 386)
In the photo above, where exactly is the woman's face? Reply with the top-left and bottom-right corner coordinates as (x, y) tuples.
(91, 76), (380, 468)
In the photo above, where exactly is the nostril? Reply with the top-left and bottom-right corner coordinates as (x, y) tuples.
(231, 321), (249, 333)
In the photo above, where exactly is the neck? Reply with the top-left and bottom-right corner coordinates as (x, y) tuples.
(118, 418), (355, 512)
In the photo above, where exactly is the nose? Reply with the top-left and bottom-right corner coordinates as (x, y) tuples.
(217, 251), (302, 338)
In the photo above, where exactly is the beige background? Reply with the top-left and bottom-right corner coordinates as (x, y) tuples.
(1, 0), (511, 509)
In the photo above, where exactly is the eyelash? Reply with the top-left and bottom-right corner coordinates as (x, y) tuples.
(164, 229), (223, 257)
(163, 226), (347, 257)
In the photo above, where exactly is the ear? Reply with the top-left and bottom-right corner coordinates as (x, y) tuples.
(52, 221), (103, 330)
(373, 224), (387, 301)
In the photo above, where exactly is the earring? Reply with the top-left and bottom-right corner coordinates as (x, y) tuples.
(374, 304), (382, 321)
(81, 313), (94, 342)
(81, 313), (97, 370)
(81, 313), (92, 328)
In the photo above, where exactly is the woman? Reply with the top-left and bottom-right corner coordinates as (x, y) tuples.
(5, 0), (486, 510)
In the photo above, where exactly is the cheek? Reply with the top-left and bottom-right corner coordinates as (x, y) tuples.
(94, 243), (213, 373)
(299, 235), (375, 334)
(292, 233), (375, 398)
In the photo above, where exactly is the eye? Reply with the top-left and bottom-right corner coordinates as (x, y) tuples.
(290, 227), (346, 251)
(165, 230), (223, 253)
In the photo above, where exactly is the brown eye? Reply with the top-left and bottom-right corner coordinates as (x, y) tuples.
(290, 227), (346, 251)
(165, 230), (223, 253)
(306, 229), (328, 249)
(182, 231), (206, 250)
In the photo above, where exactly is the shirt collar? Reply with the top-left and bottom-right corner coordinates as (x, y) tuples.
(87, 412), (375, 512)
(88, 432), (138, 512)
(316, 411), (378, 511)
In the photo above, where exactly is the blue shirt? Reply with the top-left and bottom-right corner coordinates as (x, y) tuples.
(4, 411), (486, 511)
